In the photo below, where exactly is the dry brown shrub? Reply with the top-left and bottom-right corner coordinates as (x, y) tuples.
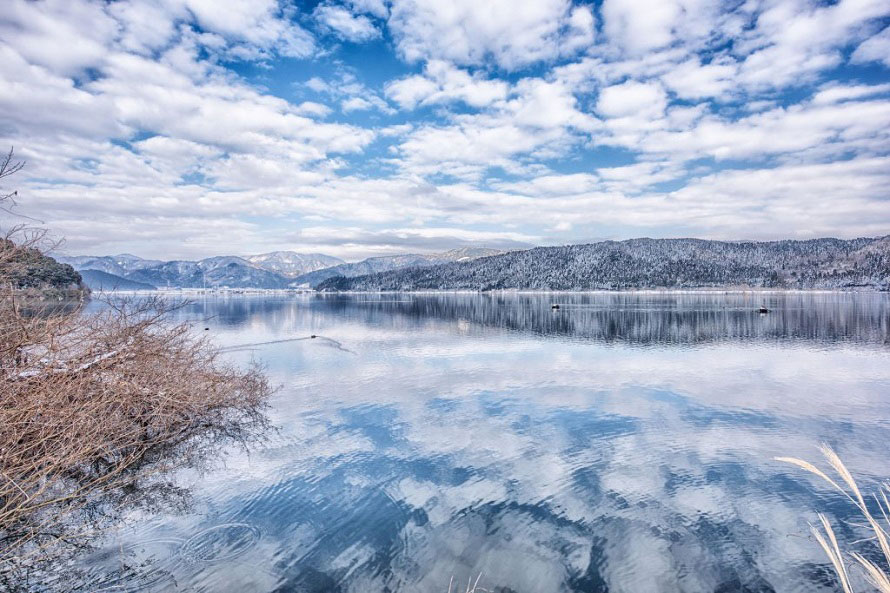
(0, 149), (273, 589)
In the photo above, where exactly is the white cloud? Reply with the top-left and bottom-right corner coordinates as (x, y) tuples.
(811, 83), (890, 105)
(293, 101), (333, 117)
(306, 71), (394, 114)
(341, 96), (374, 112)
(852, 25), (890, 67)
(596, 81), (667, 119)
(0, 0), (119, 76)
(601, 0), (681, 54)
(601, 0), (731, 56)
(2, 0), (890, 259)
(493, 174), (600, 196)
(181, 0), (315, 57)
(387, 0), (595, 70)
(0, 0), (317, 74)
(297, 226), (536, 252)
(346, 0), (388, 19)
(390, 77), (598, 179)
(633, 99), (890, 162)
(314, 4), (381, 42)
(736, 0), (890, 90)
(660, 58), (738, 100)
(385, 61), (509, 110)
(596, 161), (683, 193)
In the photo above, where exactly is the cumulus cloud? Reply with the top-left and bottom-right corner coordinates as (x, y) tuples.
(341, 96), (374, 112)
(305, 71), (395, 115)
(390, 78), (598, 180)
(660, 58), (738, 100)
(314, 3), (381, 42)
(387, 0), (595, 70)
(385, 61), (509, 110)
(346, 0), (389, 19)
(2, 0), (890, 258)
(596, 81), (668, 119)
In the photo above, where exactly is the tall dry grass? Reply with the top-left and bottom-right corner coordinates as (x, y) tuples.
(778, 446), (890, 592)
(448, 573), (486, 593)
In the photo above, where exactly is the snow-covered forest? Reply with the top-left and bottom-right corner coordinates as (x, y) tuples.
(318, 237), (890, 291)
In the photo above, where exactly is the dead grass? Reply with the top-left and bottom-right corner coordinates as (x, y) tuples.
(778, 445), (890, 592)
(448, 573), (487, 593)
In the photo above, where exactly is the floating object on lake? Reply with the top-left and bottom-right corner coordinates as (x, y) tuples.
(758, 306), (769, 314)
(551, 304), (560, 310)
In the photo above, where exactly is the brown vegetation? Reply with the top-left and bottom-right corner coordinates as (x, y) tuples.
(0, 149), (272, 589)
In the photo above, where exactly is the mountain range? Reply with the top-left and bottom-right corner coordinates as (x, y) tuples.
(316, 237), (890, 292)
(59, 237), (890, 293)
(57, 248), (506, 290)
(77, 269), (157, 291)
(291, 248), (505, 287)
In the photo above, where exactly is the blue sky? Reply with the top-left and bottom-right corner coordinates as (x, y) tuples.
(1, 0), (889, 260)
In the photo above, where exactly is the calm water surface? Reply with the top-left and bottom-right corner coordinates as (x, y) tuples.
(84, 293), (890, 593)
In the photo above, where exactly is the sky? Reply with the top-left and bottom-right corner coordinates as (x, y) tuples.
(0, 0), (889, 261)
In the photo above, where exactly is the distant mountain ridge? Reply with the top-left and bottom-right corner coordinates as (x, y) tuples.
(246, 252), (344, 277)
(58, 254), (164, 277)
(79, 269), (156, 291)
(57, 248), (506, 289)
(292, 247), (506, 287)
(316, 237), (890, 291)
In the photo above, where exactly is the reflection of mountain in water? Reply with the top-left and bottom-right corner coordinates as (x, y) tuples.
(180, 293), (890, 347)
(318, 293), (890, 346)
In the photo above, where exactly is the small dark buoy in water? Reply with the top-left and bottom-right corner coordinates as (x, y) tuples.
(758, 306), (769, 314)
(310, 334), (317, 338)
(551, 304), (560, 310)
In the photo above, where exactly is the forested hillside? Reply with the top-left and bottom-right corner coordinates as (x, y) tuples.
(317, 237), (890, 291)
(0, 239), (84, 292)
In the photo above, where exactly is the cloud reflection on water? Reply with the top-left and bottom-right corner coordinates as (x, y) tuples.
(88, 293), (890, 592)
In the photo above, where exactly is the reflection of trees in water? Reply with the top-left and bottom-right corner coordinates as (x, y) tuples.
(3, 416), (271, 593)
(180, 296), (313, 334)
(180, 293), (890, 346)
(319, 293), (890, 345)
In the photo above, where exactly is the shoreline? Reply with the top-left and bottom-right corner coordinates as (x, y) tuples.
(97, 287), (890, 296)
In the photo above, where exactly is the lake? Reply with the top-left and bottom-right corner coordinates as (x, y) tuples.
(82, 292), (890, 592)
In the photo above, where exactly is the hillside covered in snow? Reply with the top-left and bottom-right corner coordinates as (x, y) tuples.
(317, 237), (890, 291)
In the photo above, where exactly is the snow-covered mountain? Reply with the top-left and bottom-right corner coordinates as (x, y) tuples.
(317, 237), (890, 291)
(246, 251), (344, 277)
(123, 257), (290, 289)
(293, 248), (506, 287)
(58, 252), (338, 289)
(56, 254), (163, 276)
(79, 269), (156, 291)
(57, 248), (504, 289)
